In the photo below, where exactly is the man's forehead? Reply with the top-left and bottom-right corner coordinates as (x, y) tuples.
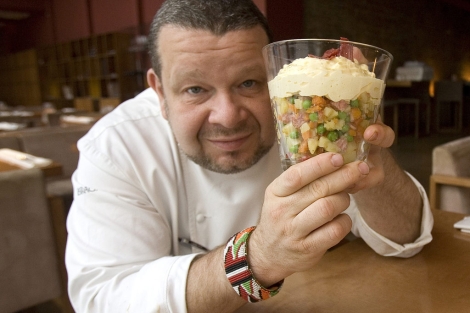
(157, 25), (269, 49)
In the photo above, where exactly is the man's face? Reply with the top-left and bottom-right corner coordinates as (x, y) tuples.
(149, 25), (276, 174)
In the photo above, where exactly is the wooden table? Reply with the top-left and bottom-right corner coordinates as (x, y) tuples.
(237, 210), (470, 313)
(0, 160), (63, 178)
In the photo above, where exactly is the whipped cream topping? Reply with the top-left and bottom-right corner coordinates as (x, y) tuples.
(268, 56), (385, 104)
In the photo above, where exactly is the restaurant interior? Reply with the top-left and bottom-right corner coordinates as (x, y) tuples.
(0, 0), (469, 312)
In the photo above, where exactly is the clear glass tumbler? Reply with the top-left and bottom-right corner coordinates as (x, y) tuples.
(263, 39), (393, 170)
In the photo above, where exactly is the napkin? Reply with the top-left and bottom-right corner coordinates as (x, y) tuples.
(454, 216), (470, 234)
(0, 148), (53, 169)
(61, 115), (96, 124)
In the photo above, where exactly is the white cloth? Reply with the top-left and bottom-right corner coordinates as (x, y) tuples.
(0, 148), (53, 169)
(65, 88), (433, 313)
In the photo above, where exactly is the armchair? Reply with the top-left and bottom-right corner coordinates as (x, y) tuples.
(430, 136), (470, 214)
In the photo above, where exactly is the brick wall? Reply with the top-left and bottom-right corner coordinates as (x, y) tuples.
(303, 0), (470, 81)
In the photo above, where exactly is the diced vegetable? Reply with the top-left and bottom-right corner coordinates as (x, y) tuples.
(323, 107), (338, 119)
(302, 99), (312, 109)
(274, 90), (377, 164)
(289, 131), (300, 139)
(307, 137), (319, 154)
(300, 122), (310, 134)
(327, 131), (339, 142)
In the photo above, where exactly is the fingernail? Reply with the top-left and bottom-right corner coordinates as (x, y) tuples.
(358, 162), (370, 175)
(368, 131), (378, 141)
(331, 154), (344, 167)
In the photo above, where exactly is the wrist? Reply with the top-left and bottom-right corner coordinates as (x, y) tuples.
(246, 228), (289, 287)
(223, 227), (284, 303)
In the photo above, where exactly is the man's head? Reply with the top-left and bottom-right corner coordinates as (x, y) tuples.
(148, 0), (273, 78)
(147, 0), (276, 174)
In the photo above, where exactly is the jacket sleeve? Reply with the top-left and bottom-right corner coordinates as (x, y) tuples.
(346, 172), (434, 258)
(65, 139), (195, 313)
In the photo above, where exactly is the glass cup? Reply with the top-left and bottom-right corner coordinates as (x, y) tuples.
(262, 39), (393, 170)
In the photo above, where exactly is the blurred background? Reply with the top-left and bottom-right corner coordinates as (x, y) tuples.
(1, 1), (469, 312)
(1, 0), (469, 106)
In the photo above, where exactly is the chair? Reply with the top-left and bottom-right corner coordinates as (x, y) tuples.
(73, 97), (96, 112)
(381, 98), (420, 143)
(429, 136), (470, 214)
(0, 132), (21, 150)
(98, 97), (121, 113)
(0, 168), (64, 312)
(382, 81), (431, 143)
(16, 125), (91, 211)
(435, 80), (464, 133)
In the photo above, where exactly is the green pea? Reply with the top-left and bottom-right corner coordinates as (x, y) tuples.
(289, 131), (299, 139)
(309, 113), (318, 122)
(288, 96), (296, 104)
(342, 124), (350, 133)
(317, 124), (325, 134)
(346, 135), (354, 142)
(327, 131), (339, 142)
(289, 145), (299, 153)
(302, 99), (312, 109)
(350, 99), (359, 107)
(338, 111), (348, 120)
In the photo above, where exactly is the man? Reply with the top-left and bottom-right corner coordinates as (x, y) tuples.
(65, 0), (433, 312)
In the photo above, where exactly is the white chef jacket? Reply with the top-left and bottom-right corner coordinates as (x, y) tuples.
(65, 88), (433, 313)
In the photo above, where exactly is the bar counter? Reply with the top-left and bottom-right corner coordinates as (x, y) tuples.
(237, 209), (470, 313)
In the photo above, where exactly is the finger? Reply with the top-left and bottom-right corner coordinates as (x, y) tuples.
(290, 160), (369, 212)
(348, 160), (384, 193)
(291, 192), (351, 238)
(363, 121), (395, 148)
(270, 152), (344, 197)
(301, 213), (352, 253)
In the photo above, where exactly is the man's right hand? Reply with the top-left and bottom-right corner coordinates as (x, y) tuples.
(248, 152), (370, 286)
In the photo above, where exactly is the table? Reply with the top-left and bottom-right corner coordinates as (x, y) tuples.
(236, 210), (470, 313)
(0, 160), (63, 178)
(386, 79), (413, 87)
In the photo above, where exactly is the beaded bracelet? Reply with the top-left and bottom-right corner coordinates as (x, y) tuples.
(223, 226), (283, 303)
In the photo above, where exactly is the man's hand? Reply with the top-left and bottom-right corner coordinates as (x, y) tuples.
(347, 118), (395, 193)
(353, 118), (423, 244)
(248, 152), (370, 286)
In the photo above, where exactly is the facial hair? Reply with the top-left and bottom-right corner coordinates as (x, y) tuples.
(163, 99), (273, 174)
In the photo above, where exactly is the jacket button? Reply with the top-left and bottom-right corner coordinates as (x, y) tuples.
(196, 214), (205, 223)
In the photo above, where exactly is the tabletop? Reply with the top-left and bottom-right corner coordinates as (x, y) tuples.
(236, 209), (470, 313)
(386, 79), (413, 87)
(0, 160), (63, 178)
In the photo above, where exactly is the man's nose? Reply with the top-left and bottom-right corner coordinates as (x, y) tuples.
(207, 92), (247, 128)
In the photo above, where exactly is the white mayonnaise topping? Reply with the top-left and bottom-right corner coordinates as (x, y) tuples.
(268, 56), (385, 103)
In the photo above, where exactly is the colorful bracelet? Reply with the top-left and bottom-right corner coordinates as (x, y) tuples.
(223, 226), (283, 303)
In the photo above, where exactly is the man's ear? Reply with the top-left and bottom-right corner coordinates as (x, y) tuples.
(147, 68), (168, 119)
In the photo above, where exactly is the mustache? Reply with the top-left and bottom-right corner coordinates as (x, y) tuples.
(199, 121), (255, 137)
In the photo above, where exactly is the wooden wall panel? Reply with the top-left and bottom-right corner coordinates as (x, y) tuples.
(141, 0), (165, 30)
(90, 0), (139, 34)
(52, 0), (90, 43)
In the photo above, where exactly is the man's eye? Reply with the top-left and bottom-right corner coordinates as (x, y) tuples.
(241, 80), (255, 88)
(187, 87), (203, 94)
